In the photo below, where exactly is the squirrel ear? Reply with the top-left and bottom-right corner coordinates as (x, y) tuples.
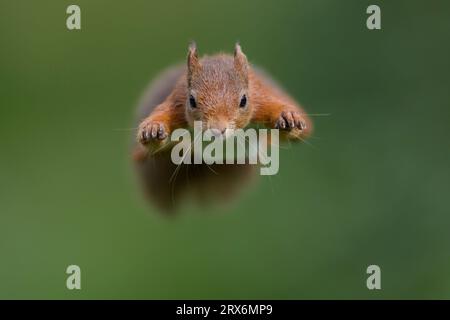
(234, 43), (248, 80)
(187, 42), (200, 82)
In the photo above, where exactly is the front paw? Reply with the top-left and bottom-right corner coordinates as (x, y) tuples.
(138, 120), (169, 146)
(275, 111), (307, 131)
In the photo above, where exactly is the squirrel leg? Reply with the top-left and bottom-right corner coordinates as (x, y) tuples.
(251, 98), (312, 140)
(136, 101), (186, 155)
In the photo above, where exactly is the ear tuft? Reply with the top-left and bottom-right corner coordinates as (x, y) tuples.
(188, 41), (197, 58)
(234, 42), (243, 57)
(234, 42), (248, 80)
(187, 41), (200, 81)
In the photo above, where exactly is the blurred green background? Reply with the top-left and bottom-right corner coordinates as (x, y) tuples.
(1, 0), (450, 299)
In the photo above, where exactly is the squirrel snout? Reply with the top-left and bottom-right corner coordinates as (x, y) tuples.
(208, 121), (228, 136)
(210, 127), (227, 138)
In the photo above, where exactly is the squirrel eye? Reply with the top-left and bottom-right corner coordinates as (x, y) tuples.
(189, 95), (197, 108)
(239, 95), (247, 108)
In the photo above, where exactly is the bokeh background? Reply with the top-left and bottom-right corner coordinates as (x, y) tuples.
(1, 0), (450, 299)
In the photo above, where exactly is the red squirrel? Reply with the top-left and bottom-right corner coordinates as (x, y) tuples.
(133, 43), (312, 212)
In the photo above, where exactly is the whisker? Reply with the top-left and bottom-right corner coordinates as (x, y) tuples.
(169, 135), (196, 208)
(168, 128), (203, 208)
(151, 139), (173, 155)
(113, 127), (139, 131)
(205, 163), (219, 175)
(302, 113), (331, 117)
(169, 132), (198, 183)
(298, 136), (317, 150)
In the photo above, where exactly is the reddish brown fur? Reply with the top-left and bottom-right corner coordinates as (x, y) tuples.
(133, 43), (312, 212)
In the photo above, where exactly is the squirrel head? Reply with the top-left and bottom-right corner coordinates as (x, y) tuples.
(185, 42), (253, 136)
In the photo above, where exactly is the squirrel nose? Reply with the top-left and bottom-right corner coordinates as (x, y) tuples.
(209, 122), (228, 136)
(211, 128), (226, 137)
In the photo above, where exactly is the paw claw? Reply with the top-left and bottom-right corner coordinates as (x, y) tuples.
(138, 120), (168, 145)
(276, 111), (306, 131)
(158, 126), (167, 139)
(300, 121), (306, 130)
